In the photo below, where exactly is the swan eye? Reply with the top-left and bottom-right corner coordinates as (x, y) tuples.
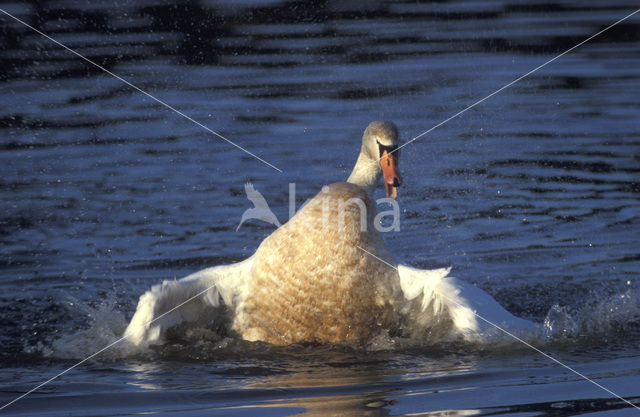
(377, 140), (398, 159)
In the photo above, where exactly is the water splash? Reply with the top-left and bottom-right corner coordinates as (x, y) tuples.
(36, 281), (640, 361)
(543, 286), (640, 342)
(45, 295), (130, 360)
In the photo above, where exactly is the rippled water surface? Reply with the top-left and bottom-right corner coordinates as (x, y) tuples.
(1, 0), (639, 415)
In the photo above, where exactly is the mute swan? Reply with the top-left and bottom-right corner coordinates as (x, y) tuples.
(124, 121), (535, 347)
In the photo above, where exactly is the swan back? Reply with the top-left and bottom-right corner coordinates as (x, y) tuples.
(233, 182), (402, 345)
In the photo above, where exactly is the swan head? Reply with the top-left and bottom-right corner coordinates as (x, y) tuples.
(360, 121), (403, 199)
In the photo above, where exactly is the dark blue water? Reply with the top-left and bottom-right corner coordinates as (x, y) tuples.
(1, 0), (639, 415)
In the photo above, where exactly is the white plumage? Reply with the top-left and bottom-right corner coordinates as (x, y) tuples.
(124, 121), (536, 347)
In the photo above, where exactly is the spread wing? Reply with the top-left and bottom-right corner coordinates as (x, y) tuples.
(397, 264), (536, 341)
(123, 256), (253, 347)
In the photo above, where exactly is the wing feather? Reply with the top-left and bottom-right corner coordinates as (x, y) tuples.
(124, 256), (253, 347)
(397, 264), (536, 341)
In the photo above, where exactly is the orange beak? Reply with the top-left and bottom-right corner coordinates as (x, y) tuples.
(380, 150), (402, 199)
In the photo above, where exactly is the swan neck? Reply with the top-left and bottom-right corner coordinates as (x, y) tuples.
(346, 150), (379, 193)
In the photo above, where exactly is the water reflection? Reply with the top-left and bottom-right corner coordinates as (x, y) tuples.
(120, 344), (484, 415)
(269, 393), (400, 417)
